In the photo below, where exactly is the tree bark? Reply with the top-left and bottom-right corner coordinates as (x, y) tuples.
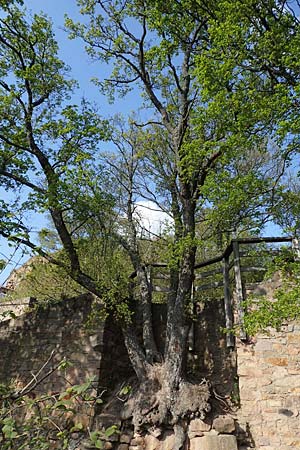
(136, 265), (160, 362)
(122, 326), (150, 381)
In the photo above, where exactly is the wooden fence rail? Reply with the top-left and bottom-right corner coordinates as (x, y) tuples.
(143, 236), (299, 348)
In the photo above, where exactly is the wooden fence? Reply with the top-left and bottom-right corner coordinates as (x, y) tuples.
(144, 236), (299, 348)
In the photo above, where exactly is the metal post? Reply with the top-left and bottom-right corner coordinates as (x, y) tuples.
(233, 240), (247, 340)
(223, 255), (234, 347)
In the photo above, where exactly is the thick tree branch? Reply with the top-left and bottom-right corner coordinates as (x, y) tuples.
(0, 169), (45, 193)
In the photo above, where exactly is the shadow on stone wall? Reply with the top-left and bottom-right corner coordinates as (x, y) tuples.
(191, 298), (237, 398)
(0, 294), (237, 415)
(0, 294), (103, 394)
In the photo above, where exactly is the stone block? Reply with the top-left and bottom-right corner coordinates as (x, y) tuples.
(256, 436), (270, 446)
(144, 434), (160, 450)
(130, 436), (144, 446)
(190, 434), (238, 450)
(238, 366), (264, 377)
(104, 443), (113, 450)
(120, 433), (132, 444)
(189, 418), (211, 433)
(213, 416), (235, 434)
(256, 376), (272, 387)
(160, 431), (175, 450)
(239, 388), (258, 401)
(266, 357), (288, 366)
(274, 375), (300, 388)
(287, 334), (300, 344)
(254, 340), (274, 351)
(94, 413), (121, 430)
(188, 431), (204, 439)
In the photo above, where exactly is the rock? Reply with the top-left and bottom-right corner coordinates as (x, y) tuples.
(190, 434), (238, 450)
(130, 436), (144, 446)
(188, 431), (204, 439)
(144, 434), (160, 449)
(117, 445), (129, 450)
(213, 415), (235, 434)
(189, 418), (211, 433)
(204, 429), (219, 436)
(104, 443), (113, 450)
(120, 433), (132, 443)
(121, 398), (135, 420)
(94, 413), (121, 430)
(82, 440), (97, 449)
(149, 427), (162, 438)
(160, 431), (175, 450)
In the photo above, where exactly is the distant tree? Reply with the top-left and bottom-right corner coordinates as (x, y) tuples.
(0, 3), (112, 295)
(272, 175), (300, 236)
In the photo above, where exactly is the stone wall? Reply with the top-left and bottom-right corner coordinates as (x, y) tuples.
(111, 416), (238, 450)
(0, 293), (133, 397)
(237, 323), (300, 450)
(0, 296), (35, 320)
(0, 294), (103, 394)
(0, 290), (299, 449)
(192, 297), (237, 397)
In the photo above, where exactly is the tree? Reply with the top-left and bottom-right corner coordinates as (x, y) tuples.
(272, 175), (300, 236)
(0, 0), (295, 445)
(65, 0), (291, 437)
(0, 3), (112, 295)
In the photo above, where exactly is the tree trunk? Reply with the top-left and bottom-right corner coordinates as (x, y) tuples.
(120, 192), (211, 436)
(136, 265), (160, 363)
(122, 325), (150, 381)
(165, 244), (196, 387)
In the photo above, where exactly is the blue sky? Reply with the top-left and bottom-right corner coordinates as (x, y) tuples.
(26, 0), (140, 112)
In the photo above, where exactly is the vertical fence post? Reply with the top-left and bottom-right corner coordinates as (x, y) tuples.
(292, 237), (300, 261)
(223, 254), (234, 347)
(233, 240), (247, 341)
(188, 280), (195, 352)
(146, 265), (152, 293)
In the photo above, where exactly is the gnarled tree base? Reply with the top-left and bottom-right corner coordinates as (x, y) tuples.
(122, 364), (211, 435)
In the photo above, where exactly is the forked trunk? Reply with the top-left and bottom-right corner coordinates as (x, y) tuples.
(121, 241), (211, 446)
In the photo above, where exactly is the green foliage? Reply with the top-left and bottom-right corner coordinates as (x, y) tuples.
(272, 180), (300, 236)
(88, 426), (119, 449)
(0, 4), (111, 248)
(9, 239), (134, 323)
(0, 0), (298, 391)
(0, 376), (107, 450)
(243, 248), (300, 335)
(196, 0), (300, 164)
(8, 257), (86, 302)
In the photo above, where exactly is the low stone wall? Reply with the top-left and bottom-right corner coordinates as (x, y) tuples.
(0, 294), (103, 393)
(130, 417), (238, 450)
(83, 416), (238, 449)
(0, 296), (35, 320)
(237, 322), (300, 450)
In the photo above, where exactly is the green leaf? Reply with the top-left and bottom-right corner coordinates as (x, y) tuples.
(104, 425), (119, 438)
